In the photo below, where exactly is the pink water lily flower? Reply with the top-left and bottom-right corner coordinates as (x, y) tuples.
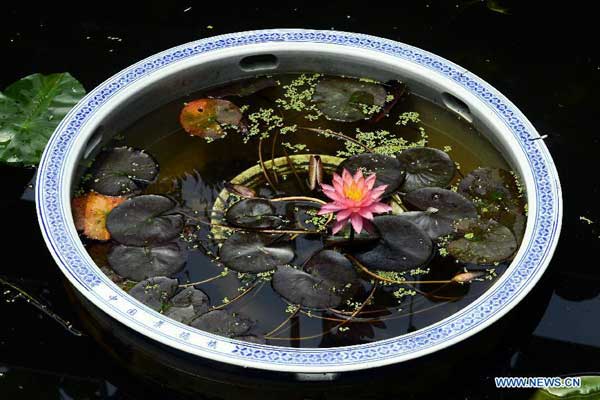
(318, 168), (392, 234)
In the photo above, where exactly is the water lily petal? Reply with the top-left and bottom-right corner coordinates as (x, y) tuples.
(358, 209), (374, 220)
(318, 203), (347, 214)
(350, 213), (364, 233)
(365, 174), (377, 190)
(331, 219), (347, 234)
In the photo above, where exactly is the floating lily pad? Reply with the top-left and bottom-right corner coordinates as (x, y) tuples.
(106, 195), (184, 246)
(272, 265), (344, 309)
(179, 99), (243, 139)
(219, 232), (294, 273)
(129, 277), (179, 311)
(401, 188), (477, 239)
(72, 192), (126, 240)
(447, 218), (517, 264)
(225, 198), (284, 229)
(458, 167), (524, 214)
(304, 250), (360, 290)
(338, 153), (405, 196)
(396, 147), (455, 192)
(87, 147), (159, 196)
(458, 167), (526, 240)
(164, 286), (210, 324)
(352, 215), (433, 271)
(108, 242), (186, 281)
(190, 310), (253, 337)
(312, 77), (387, 122)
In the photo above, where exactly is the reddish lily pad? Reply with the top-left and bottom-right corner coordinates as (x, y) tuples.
(447, 218), (518, 264)
(179, 99), (243, 139)
(72, 192), (126, 241)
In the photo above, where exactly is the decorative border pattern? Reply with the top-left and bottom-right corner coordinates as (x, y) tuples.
(36, 29), (561, 372)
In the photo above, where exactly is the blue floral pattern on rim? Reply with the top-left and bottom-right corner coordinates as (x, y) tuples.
(36, 29), (561, 371)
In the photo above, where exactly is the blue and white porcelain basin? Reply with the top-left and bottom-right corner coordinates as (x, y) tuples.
(35, 29), (562, 373)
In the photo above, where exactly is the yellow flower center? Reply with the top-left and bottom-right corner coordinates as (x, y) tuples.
(344, 183), (364, 201)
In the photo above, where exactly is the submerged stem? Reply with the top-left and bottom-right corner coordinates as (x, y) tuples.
(210, 282), (261, 311)
(258, 138), (277, 190)
(178, 273), (225, 288)
(264, 308), (300, 338)
(299, 127), (374, 153)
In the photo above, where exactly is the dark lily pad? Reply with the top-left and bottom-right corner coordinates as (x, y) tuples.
(219, 232), (295, 273)
(164, 286), (210, 324)
(447, 218), (517, 264)
(108, 242), (186, 281)
(129, 277), (179, 311)
(458, 167), (526, 240)
(396, 147), (455, 192)
(87, 147), (159, 196)
(338, 153), (405, 196)
(225, 198), (284, 229)
(312, 77), (387, 122)
(352, 215), (433, 271)
(179, 98), (243, 139)
(458, 167), (524, 215)
(190, 310), (253, 337)
(401, 188), (477, 239)
(106, 195), (184, 246)
(272, 265), (344, 309)
(304, 250), (360, 290)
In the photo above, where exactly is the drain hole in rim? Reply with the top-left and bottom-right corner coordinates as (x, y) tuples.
(441, 92), (473, 123)
(239, 54), (279, 72)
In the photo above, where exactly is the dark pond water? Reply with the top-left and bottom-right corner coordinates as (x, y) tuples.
(1, 1), (599, 399)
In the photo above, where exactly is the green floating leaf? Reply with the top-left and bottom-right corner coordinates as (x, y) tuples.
(108, 241), (186, 281)
(190, 310), (253, 337)
(88, 146), (159, 196)
(225, 198), (284, 229)
(401, 187), (477, 239)
(219, 232), (295, 273)
(338, 153), (406, 197)
(106, 195), (184, 246)
(272, 249), (358, 310)
(0, 73), (86, 166)
(447, 218), (517, 264)
(396, 147), (455, 192)
(164, 286), (210, 324)
(179, 98), (243, 139)
(312, 77), (387, 122)
(129, 277), (179, 311)
(352, 215), (433, 271)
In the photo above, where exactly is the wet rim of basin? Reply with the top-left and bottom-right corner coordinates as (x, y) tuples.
(35, 29), (562, 373)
